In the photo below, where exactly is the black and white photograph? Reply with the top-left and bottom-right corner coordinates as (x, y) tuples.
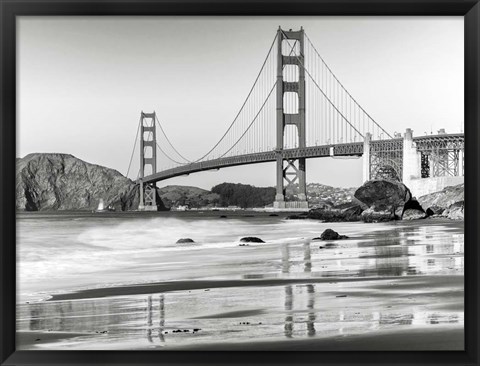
(15, 16), (465, 351)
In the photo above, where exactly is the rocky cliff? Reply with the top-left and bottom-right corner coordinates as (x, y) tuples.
(16, 153), (164, 211)
(417, 183), (464, 220)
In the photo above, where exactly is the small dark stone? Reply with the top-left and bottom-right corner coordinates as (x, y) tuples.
(35, 338), (41, 341)
(219, 215), (227, 218)
(336, 295), (347, 298)
(176, 238), (195, 244)
(193, 328), (201, 332)
(318, 229), (348, 240)
(269, 214), (279, 217)
(240, 237), (265, 243)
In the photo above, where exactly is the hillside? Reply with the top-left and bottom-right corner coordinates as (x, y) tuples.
(158, 185), (220, 209)
(16, 153), (165, 211)
(211, 183), (276, 208)
(283, 183), (357, 207)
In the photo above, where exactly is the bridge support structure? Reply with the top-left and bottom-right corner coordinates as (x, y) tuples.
(274, 27), (308, 210)
(362, 127), (464, 197)
(138, 111), (159, 211)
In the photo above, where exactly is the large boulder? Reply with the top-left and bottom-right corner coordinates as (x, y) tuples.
(354, 180), (412, 221)
(355, 179), (411, 211)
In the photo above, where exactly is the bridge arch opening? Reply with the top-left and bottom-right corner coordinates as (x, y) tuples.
(283, 65), (299, 82)
(143, 164), (154, 177)
(283, 124), (299, 149)
(143, 132), (154, 141)
(143, 146), (154, 159)
(281, 39), (300, 56)
(373, 164), (401, 182)
(283, 92), (299, 114)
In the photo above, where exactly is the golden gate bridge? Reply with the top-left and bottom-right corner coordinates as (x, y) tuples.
(125, 27), (464, 211)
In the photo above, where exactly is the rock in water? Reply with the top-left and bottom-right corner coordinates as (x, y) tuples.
(176, 238), (195, 244)
(314, 229), (348, 240)
(15, 153), (167, 211)
(239, 237), (265, 243)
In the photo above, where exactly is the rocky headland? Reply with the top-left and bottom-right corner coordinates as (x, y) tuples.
(16, 153), (166, 211)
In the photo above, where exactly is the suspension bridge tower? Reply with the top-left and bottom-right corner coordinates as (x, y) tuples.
(138, 111), (158, 211)
(274, 27), (308, 209)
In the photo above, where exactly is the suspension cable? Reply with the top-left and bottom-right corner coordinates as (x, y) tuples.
(280, 30), (364, 139)
(216, 81), (277, 159)
(154, 115), (191, 163)
(304, 32), (392, 139)
(155, 140), (187, 165)
(188, 32), (278, 162)
(126, 116), (141, 178)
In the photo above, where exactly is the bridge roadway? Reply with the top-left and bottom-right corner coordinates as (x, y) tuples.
(140, 133), (464, 184)
(140, 142), (364, 184)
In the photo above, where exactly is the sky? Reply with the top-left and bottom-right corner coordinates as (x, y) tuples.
(17, 16), (464, 189)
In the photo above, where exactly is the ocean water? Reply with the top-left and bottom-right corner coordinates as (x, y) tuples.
(16, 211), (464, 350)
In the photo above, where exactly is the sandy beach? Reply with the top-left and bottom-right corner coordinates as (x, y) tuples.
(16, 213), (464, 350)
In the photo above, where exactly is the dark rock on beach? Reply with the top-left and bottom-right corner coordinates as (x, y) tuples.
(176, 238), (195, 244)
(239, 237), (265, 243)
(313, 229), (348, 241)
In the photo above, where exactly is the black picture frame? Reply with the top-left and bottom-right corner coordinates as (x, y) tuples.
(1, 1), (479, 365)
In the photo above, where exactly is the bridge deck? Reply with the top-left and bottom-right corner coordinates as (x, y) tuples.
(141, 142), (364, 183)
(140, 133), (464, 184)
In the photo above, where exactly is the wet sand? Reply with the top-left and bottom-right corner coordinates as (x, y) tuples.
(16, 215), (464, 350)
(177, 326), (464, 351)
